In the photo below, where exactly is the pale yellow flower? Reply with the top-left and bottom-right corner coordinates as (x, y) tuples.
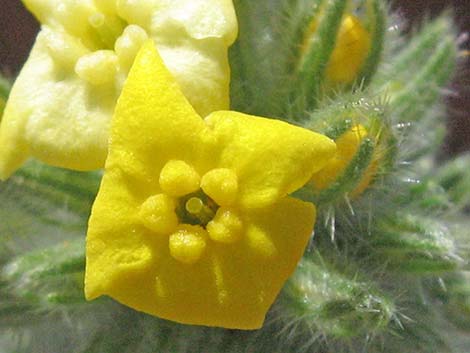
(0, 0), (237, 179)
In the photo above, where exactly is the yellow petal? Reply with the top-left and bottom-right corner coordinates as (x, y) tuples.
(205, 111), (336, 208)
(326, 15), (371, 85)
(85, 168), (156, 300)
(146, 0), (237, 44)
(108, 41), (209, 180)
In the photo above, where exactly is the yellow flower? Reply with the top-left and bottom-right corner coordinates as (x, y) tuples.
(85, 41), (336, 329)
(0, 0), (237, 180)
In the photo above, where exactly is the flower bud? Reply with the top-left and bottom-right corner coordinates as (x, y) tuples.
(302, 15), (371, 86)
(293, 0), (385, 112)
(306, 98), (395, 204)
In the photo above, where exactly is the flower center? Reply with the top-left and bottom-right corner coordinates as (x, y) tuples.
(139, 160), (243, 264)
(44, 6), (149, 87)
(177, 191), (219, 227)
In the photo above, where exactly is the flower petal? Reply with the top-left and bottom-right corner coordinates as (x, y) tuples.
(0, 28), (113, 179)
(85, 168), (156, 300)
(108, 41), (210, 180)
(205, 111), (336, 208)
(149, 0), (237, 44)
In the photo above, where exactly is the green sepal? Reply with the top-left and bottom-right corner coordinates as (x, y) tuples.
(0, 161), (100, 250)
(389, 34), (456, 122)
(405, 178), (453, 212)
(0, 161), (101, 326)
(434, 154), (470, 209)
(370, 214), (461, 274)
(373, 15), (456, 125)
(229, 0), (325, 119)
(292, 0), (348, 115)
(373, 16), (453, 89)
(322, 117), (354, 140)
(280, 253), (394, 338)
(15, 161), (101, 218)
(394, 154), (470, 212)
(0, 238), (88, 326)
(306, 137), (375, 205)
(428, 272), (470, 330)
(356, 0), (386, 87)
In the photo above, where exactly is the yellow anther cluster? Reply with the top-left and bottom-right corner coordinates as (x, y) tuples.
(138, 157), (245, 263)
(169, 225), (208, 265)
(139, 194), (177, 235)
(159, 160), (201, 197)
(201, 168), (238, 206)
(206, 208), (243, 243)
(75, 50), (119, 85)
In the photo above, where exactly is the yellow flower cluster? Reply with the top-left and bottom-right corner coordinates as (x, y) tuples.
(85, 41), (336, 329)
(0, 0), (237, 179)
(0, 0), (378, 330)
